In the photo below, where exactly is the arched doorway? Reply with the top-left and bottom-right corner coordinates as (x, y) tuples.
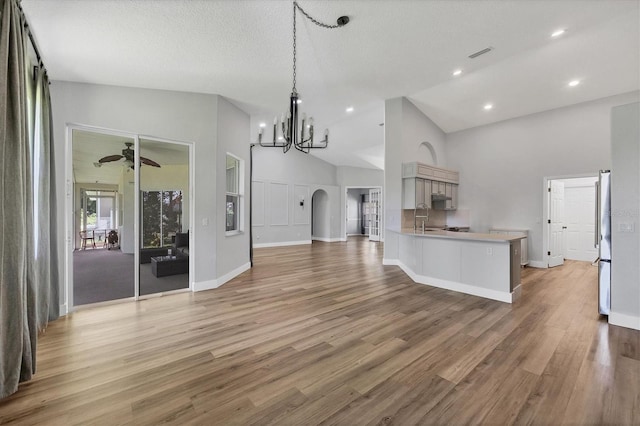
(311, 189), (330, 241)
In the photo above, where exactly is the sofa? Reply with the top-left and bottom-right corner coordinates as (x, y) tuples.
(173, 232), (189, 257)
(139, 232), (189, 263)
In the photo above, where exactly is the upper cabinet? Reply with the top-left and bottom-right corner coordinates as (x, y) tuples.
(402, 162), (459, 184)
(403, 177), (432, 209)
(402, 162), (459, 210)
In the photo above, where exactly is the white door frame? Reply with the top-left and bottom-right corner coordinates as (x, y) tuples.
(344, 186), (383, 241)
(65, 123), (195, 313)
(542, 173), (598, 269)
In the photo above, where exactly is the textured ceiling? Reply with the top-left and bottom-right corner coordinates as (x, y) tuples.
(23, 0), (640, 170)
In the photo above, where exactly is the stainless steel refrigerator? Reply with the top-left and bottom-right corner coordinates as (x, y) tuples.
(595, 170), (611, 315)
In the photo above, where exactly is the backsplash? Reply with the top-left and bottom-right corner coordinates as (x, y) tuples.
(402, 209), (446, 230)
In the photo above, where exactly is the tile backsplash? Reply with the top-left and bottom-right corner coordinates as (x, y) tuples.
(402, 209), (446, 230)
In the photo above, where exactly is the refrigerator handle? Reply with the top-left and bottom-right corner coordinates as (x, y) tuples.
(594, 181), (600, 249)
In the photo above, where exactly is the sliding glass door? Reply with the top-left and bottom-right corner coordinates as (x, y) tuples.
(72, 130), (135, 306)
(138, 138), (190, 296)
(71, 128), (192, 307)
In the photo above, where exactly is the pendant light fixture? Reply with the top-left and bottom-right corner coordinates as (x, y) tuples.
(258, 1), (349, 153)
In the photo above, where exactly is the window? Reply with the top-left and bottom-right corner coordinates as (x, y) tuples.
(226, 154), (243, 233)
(141, 190), (183, 247)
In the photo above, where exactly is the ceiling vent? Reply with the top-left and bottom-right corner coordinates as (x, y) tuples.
(468, 47), (493, 59)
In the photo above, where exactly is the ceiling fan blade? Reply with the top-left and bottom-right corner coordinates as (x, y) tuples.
(140, 157), (161, 168)
(98, 154), (124, 163)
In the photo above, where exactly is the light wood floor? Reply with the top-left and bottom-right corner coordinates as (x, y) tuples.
(1, 237), (638, 425)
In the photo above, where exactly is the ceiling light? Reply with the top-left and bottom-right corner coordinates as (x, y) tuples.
(568, 80), (580, 87)
(452, 69), (462, 76)
(483, 103), (493, 110)
(551, 29), (566, 38)
(346, 106), (354, 113)
(257, 2), (348, 154)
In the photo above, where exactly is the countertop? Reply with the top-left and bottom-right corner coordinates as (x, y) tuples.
(397, 228), (526, 243)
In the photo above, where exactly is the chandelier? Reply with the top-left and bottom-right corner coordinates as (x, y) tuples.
(258, 1), (349, 153)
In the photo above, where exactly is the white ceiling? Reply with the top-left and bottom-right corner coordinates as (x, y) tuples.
(23, 0), (640, 170)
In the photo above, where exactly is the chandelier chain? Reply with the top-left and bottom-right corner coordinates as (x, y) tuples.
(292, 1), (297, 93)
(292, 1), (343, 93)
(294, 2), (343, 29)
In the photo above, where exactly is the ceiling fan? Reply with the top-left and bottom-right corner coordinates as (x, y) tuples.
(97, 142), (161, 169)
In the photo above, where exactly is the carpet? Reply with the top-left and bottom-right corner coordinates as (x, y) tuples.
(73, 248), (189, 306)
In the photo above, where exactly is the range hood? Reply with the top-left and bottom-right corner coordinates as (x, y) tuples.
(431, 194), (452, 201)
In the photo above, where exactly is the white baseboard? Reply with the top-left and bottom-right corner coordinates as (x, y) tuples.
(528, 260), (547, 268)
(389, 259), (515, 304)
(312, 237), (343, 242)
(59, 303), (68, 316)
(193, 262), (251, 292)
(253, 240), (311, 248)
(609, 311), (640, 330)
(382, 258), (400, 266)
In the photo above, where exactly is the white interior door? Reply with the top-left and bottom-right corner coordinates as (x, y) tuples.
(548, 180), (565, 267)
(369, 188), (381, 241)
(564, 185), (598, 261)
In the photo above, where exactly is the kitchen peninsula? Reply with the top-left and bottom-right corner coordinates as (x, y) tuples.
(384, 229), (525, 303)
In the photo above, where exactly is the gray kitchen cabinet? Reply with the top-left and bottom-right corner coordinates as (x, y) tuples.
(403, 178), (432, 209)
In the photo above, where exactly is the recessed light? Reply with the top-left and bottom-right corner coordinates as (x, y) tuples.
(452, 69), (463, 76)
(483, 103), (493, 110)
(568, 80), (580, 87)
(551, 29), (566, 38)
(259, 122), (266, 128)
(346, 106), (354, 113)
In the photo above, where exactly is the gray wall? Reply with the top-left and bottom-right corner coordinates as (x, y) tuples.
(384, 97), (447, 259)
(252, 147), (341, 245)
(216, 97), (251, 278)
(610, 102), (640, 327)
(445, 91), (639, 264)
(51, 81), (249, 307)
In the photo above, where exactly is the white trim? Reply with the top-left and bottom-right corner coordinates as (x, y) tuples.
(609, 311), (640, 330)
(59, 303), (68, 316)
(528, 260), (548, 269)
(193, 262), (251, 292)
(311, 237), (342, 242)
(253, 240), (312, 248)
(392, 259), (516, 303)
(382, 258), (400, 266)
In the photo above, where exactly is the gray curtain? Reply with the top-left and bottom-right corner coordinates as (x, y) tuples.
(0, 0), (59, 399)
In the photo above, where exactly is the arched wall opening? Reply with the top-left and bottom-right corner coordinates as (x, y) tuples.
(311, 189), (330, 241)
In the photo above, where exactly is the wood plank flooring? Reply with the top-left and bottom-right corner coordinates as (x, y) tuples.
(1, 237), (638, 425)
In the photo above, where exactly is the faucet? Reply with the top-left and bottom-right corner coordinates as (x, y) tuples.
(414, 203), (430, 233)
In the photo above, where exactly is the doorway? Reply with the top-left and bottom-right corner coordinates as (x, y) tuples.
(68, 126), (193, 309)
(544, 175), (598, 268)
(344, 186), (383, 242)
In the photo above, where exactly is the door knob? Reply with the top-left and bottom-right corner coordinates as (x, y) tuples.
(562, 226), (567, 229)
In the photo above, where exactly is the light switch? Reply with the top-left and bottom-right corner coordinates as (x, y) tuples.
(202, 217), (209, 226)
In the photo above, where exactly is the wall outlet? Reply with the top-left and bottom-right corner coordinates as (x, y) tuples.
(486, 247), (492, 255)
(618, 222), (635, 233)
